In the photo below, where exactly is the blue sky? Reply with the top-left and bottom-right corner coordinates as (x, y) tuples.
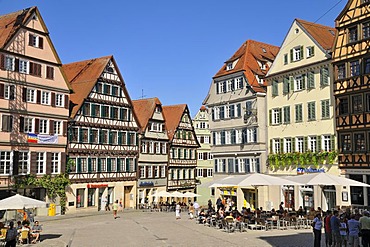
(1, 0), (347, 116)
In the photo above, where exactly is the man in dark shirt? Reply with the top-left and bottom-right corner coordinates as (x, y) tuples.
(324, 210), (332, 247)
(330, 210), (341, 247)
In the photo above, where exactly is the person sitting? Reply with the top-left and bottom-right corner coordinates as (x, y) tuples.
(31, 221), (42, 244)
(19, 223), (31, 244)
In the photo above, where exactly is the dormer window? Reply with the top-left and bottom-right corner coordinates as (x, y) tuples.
(262, 48), (266, 53)
(155, 106), (161, 113)
(28, 34), (43, 49)
(226, 63), (233, 71)
(261, 62), (266, 70)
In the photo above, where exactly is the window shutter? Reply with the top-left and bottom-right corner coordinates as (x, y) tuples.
(302, 74), (306, 90)
(289, 76), (294, 92)
(39, 37), (43, 49)
(19, 117), (24, 132)
(49, 120), (54, 135)
(126, 158), (130, 172)
(63, 121), (67, 137)
(216, 83), (219, 94)
(292, 138), (296, 152)
(320, 68), (329, 86)
(290, 49), (293, 62)
(278, 108), (282, 123)
(36, 90), (41, 104)
(118, 132), (122, 145)
(308, 71), (315, 89)
(77, 158), (82, 173)
(237, 103), (241, 117)
(283, 77), (289, 94)
(29, 62), (34, 75)
(107, 158), (111, 172)
(245, 159), (250, 173)
(99, 130), (103, 144)
(97, 158), (101, 172)
(127, 132), (131, 145)
(14, 59), (19, 72)
(311, 46), (315, 56)
(256, 159), (260, 173)
(269, 109), (272, 125)
(28, 34), (33, 46)
(304, 136), (308, 152)
(269, 139), (273, 153)
(317, 136), (322, 151)
(0, 54), (5, 70)
(300, 46), (304, 59)
(34, 119), (39, 134)
(280, 139), (284, 153)
(78, 127), (83, 143)
(330, 135), (335, 151)
(0, 84), (4, 99)
(64, 95), (69, 109)
(51, 93), (55, 107)
(87, 157), (92, 173)
(108, 130), (112, 144)
(91, 104), (96, 117)
(116, 158), (121, 172)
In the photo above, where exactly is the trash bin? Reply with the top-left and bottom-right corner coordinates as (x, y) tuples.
(48, 204), (56, 216)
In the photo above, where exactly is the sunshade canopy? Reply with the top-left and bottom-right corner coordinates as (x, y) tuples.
(0, 194), (47, 210)
(284, 173), (370, 187)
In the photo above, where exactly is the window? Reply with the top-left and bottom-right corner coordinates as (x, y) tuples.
(308, 102), (316, 121)
(284, 138), (292, 153)
(29, 62), (41, 77)
(37, 152), (46, 174)
(339, 97), (349, 115)
(320, 67), (329, 86)
(363, 22), (370, 39)
(341, 134), (352, 152)
(207, 168), (213, 177)
(5, 56), (14, 71)
(51, 153), (60, 174)
(322, 135), (332, 152)
(337, 64), (346, 79)
(365, 58), (370, 74)
(273, 139), (280, 154)
(321, 100), (330, 119)
(23, 118), (34, 133)
(39, 119), (48, 134)
(354, 133), (365, 152)
(1, 115), (13, 132)
(295, 104), (303, 122)
(350, 60), (360, 77)
(19, 151), (29, 175)
(235, 77), (243, 89)
(272, 108), (281, 125)
(307, 71), (315, 89)
(283, 106), (290, 124)
(226, 79), (234, 92)
(306, 46), (315, 58)
(349, 26), (358, 43)
(19, 59), (29, 74)
(46, 66), (54, 80)
(294, 75), (305, 91)
(272, 80), (278, 96)
(284, 54), (288, 65)
(26, 88), (36, 103)
(29, 34), (43, 49)
(53, 121), (62, 135)
(226, 63), (233, 70)
(41, 91), (50, 105)
(4, 85), (15, 100)
(352, 95), (363, 113)
(147, 166), (153, 178)
(292, 46), (303, 61)
(0, 151), (11, 175)
(55, 94), (64, 107)
(140, 167), (145, 178)
(309, 136), (317, 152)
(101, 106), (109, 118)
(296, 137), (304, 153)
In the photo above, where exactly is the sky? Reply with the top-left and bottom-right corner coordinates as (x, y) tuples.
(1, 0), (347, 117)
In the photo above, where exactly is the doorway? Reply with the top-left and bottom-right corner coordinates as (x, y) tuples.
(124, 186), (132, 208)
(324, 186), (336, 211)
(98, 188), (105, 211)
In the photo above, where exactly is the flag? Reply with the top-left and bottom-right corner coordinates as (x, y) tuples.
(27, 133), (38, 143)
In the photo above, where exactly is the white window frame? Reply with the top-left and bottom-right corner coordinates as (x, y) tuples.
(41, 91), (51, 105)
(141, 141), (147, 153)
(24, 118), (34, 133)
(147, 166), (153, 178)
(19, 59), (29, 74)
(226, 63), (233, 71)
(272, 109), (281, 125)
(322, 135), (331, 151)
(140, 167), (145, 178)
(55, 94), (64, 107)
(204, 136), (210, 144)
(198, 152), (203, 160)
(39, 119), (49, 134)
(273, 139), (280, 154)
(296, 137), (304, 153)
(306, 46), (314, 58)
(247, 128), (257, 143)
(309, 136), (317, 152)
(284, 138), (292, 153)
(155, 142), (161, 154)
(207, 168), (213, 177)
(36, 152), (46, 174)
(26, 88), (36, 103)
(0, 151), (12, 175)
(18, 151), (29, 175)
(5, 56), (14, 71)
(293, 47), (302, 61)
(294, 75), (304, 91)
(4, 84), (15, 100)
(51, 152), (60, 174)
(161, 165), (165, 178)
(53, 121), (62, 135)
(149, 142), (154, 154)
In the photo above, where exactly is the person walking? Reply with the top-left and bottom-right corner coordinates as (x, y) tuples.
(175, 202), (181, 220)
(331, 210), (341, 247)
(188, 203), (194, 219)
(324, 210), (332, 247)
(5, 221), (17, 247)
(312, 213), (323, 247)
(348, 214), (360, 247)
(104, 196), (110, 211)
(360, 211), (370, 247)
(193, 201), (200, 217)
(119, 198), (123, 212)
(113, 200), (119, 219)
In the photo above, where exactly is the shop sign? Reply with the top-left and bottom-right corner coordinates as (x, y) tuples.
(87, 184), (108, 188)
(297, 167), (325, 175)
(139, 181), (154, 187)
(220, 189), (237, 196)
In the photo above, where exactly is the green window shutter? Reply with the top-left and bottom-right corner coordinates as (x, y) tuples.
(312, 102), (316, 120)
(272, 81), (278, 96)
(107, 158), (111, 172)
(117, 158), (121, 172)
(320, 67), (329, 86)
(110, 107), (114, 119)
(280, 139), (284, 153)
(278, 108), (282, 124)
(269, 139), (273, 153)
(125, 158), (130, 172)
(317, 136), (322, 152)
(97, 158), (101, 172)
(128, 109), (132, 122)
(269, 109), (272, 126)
(304, 136), (308, 152)
(103, 84), (108, 94)
(311, 46), (315, 56)
(87, 157), (92, 173)
(308, 71), (315, 89)
(89, 129), (93, 144)
(178, 149), (181, 158)
(290, 49), (293, 62)
(99, 130), (103, 144)
(283, 77), (289, 94)
(300, 46), (304, 60)
(118, 132), (122, 145)
(108, 130), (112, 144)
(91, 104), (96, 117)
(289, 76), (294, 92)
(127, 132), (131, 145)
(330, 135), (335, 151)
(302, 74), (306, 90)
(77, 158), (81, 173)
(78, 128), (83, 143)
(68, 128), (73, 142)
(295, 105), (299, 122)
(292, 138), (296, 152)
(284, 106), (290, 123)
(299, 105), (303, 122)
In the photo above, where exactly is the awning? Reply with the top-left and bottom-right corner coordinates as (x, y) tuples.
(87, 184), (108, 188)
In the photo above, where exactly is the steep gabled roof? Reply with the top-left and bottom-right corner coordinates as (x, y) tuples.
(296, 19), (336, 51)
(132, 97), (162, 132)
(213, 40), (279, 93)
(0, 7), (36, 49)
(62, 56), (112, 118)
(162, 104), (187, 141)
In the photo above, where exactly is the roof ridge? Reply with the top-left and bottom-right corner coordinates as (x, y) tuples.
(296, 18), (334, 29)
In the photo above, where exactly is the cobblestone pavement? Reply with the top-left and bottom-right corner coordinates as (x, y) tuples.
(25, 210), (326, 247)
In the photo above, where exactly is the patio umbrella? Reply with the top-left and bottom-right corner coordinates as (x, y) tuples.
(0, 194), (47, 210)
(183, 192), (201, 198)
(151, 191), (172, 197)
(170, 191), (185, 198)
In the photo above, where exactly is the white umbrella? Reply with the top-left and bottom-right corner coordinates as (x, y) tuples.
(151, 191), (172, 197)
(0, 194), (47, 210)
(183, 192), (201, 198)
(284, 173), (370, 187)
(170, 191), (185, 198)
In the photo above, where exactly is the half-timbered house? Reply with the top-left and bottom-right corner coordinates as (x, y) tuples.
(162, 105), (199, 195)
(333, 0), (370, 206)
(63, 56), (139, 213)
(0, 7), (70, 203)
(132, 98), (168, 207)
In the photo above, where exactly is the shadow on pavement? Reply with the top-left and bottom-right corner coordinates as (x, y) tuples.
(258, 232), (318, 247)
(40, 233), (62, 241)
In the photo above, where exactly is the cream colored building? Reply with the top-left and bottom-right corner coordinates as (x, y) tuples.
(193, 106), (213, 207)
(266, 19), (346, 212)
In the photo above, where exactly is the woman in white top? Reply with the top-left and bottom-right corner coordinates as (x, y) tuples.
(312, 213), (323, 247)
(175, 203), (181, 220)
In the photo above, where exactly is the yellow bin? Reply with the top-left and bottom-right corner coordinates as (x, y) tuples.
(48, 203), (56, 216)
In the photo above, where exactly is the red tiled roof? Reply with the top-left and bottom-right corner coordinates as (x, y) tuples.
(62, 56), (112, 118)
(132, 97), (162, 132)
(214, 40), (279, 93)
(296, 19), (336, 51)
(200, 105), (207, 111)
(162, 104), (187, 141)
(0, 7), (36, 49)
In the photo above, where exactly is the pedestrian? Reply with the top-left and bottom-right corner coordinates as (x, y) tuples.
(339, 217), (348, 247)
(216, 197), (222, 211)
(331, 210), (341, 247)
(312, 213), (323, 247)
(119, 198), (123, 212)
(348, 214), (360, 247)
(193, 201), (200, 217)
(360, 210), (370, 247)
(279, 202), (284, 214)
(5, 221), (17, 247)
(113, 200), (118, 219)
(188, 203), (194, 219)
(104, 196), (110, 211)
(175, 202), (181, 220)
(324, 210), (333, 247)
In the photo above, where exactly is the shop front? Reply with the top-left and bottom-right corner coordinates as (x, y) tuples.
(137, 178), (167, 208)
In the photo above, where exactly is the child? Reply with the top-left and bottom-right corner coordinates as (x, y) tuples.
(339, 217), (348, 247)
